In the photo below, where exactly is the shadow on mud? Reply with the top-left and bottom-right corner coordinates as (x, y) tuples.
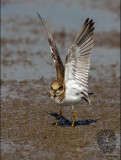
(49, 112), (99, 127)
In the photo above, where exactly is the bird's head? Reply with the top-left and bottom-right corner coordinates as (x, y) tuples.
(50, 80), (65, 98)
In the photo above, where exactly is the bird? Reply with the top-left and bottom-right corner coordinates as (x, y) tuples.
(37, 13), (95, 127)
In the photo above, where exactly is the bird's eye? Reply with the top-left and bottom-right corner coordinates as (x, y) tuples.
(51, 86), (53, 90)
(58, 86), (63, 90)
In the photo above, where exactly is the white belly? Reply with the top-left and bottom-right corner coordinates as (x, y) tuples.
(62, 80), (87, 105)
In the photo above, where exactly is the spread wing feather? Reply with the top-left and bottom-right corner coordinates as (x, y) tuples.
(37, 13), (64, 81)
(65, 18), (94, 95)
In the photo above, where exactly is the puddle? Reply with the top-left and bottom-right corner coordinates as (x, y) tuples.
(1, 0), (120, 32)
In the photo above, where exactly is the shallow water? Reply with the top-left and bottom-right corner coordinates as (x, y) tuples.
(1, 0), (120, 159)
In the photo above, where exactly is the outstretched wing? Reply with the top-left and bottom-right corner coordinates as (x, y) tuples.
(37, 13), (64, 81)
(65, 18), (94, 97)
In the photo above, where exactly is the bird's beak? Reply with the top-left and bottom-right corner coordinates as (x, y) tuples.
(53, 90), (56, 98)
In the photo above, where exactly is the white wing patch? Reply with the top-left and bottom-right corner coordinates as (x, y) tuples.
(50, 47), (53, 53)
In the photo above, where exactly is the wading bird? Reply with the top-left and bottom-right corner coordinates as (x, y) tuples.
(37, 13), (95, 127)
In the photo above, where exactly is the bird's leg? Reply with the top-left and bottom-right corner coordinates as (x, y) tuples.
(55, 109), (62, 127)
(72, 110), (76, 127)
(71, 106), (76, 127)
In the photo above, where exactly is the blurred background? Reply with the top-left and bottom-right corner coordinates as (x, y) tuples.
(1, 0), (120, 160)
(1, 0), (120, 81)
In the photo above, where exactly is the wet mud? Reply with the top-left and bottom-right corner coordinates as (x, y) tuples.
(1, 77), (120, 160)
(1, 0), (120, 159)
